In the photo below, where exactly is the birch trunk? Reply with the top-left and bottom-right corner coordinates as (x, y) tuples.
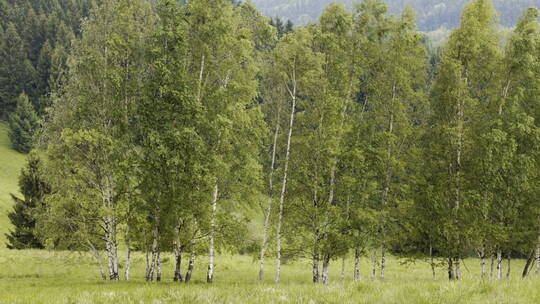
(125, 247), (131, 281)
(448, 258), (454, 280)
(173, 226), (183, 282)
(340, 256), (346, 282)
(185, 245), (196, 283)
(522, 248), (535, 278)
(496, 249), (503, 280)
(371, 251), (377, 279)
(207, 183), (219, 283)
(354, 248), (361, 281)
(156, 250), (162, 282)
(259, 121), (280, 281)
(535, 240), (540, 275)
(275, 69), (297, 284)
(455, 258), (461, 280)
(480, 252), (486, 280)
(490, 254), (494, 279)
(87, 240), (107, 280)
(312, 232), (320, 283)
(321, 254), (331, 284)
(506, 251), (511, 279)
(380, 245), (386, 279)
(430, 244), (435, 279)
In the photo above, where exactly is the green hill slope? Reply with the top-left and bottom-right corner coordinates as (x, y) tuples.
(0, 122), (26, 248)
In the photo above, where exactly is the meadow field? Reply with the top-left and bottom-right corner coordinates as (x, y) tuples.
(0, 249), (539, 304)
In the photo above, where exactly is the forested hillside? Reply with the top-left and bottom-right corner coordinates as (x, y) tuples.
(252, 0), (540, 30)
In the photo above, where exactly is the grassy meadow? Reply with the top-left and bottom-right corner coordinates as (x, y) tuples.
(1, 250), (540, 303)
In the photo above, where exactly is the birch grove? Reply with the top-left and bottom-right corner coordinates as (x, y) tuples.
(29, 0), (540, 285)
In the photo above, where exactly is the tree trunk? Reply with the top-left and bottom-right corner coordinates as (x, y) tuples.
(321, 254), (331, 284)
(454, 258), (461, 280)
(490, 254), (494, 279)
(340, 256), (346, 282)
(522, 248), (535, 278)
(496, 249), (503, 280)
(185, 245), (196, 283)
(354, 248), (361, 281)
(480, 253), (486, 280)
(371, 251), (377, 279)
(125, 247), (131, 281)
(429, 244), (435, 279)
(146, 225), (160, 282)
(506, 251), (511, 279)
(312, 234), (320, 283)
(173, 227), (183, 282)
(87, 240), (107, 280)
(448, 258), (454, 280)
(156, 250), (162, 282)
(275, 74), (297, 284)
(380, 245), (386, 279)
(259, 120), (280, 281)
(207, 183), (219, 283)
(535, 241), (540, 275)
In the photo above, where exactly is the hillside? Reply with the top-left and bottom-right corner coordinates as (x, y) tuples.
(0, 122), (25, 248)
(252, 0), (540, 31)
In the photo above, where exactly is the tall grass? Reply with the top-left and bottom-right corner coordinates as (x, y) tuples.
(0, 249), (539, 303)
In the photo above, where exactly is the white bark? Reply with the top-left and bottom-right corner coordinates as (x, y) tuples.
(354, 248), (361, 281)
(321, 254), (330, 284)
(275, 66), (297, 284)
(185, 243), (196, 283)
(259, 120), (280, 281)
(87, 240), (107, 280)
(496, 249), (503, 280)
(207, 183), (219, 283)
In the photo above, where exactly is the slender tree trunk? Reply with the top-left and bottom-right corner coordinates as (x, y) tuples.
(371, 251), (377, 279)
(207, 184), (219, 283)
(454, 258), (461, 280)
(275, 73), (297, 284)
(156, 250), (162, 282)
(259, 120), (280, 281)
(480, 253), (486, 280)
(146, 225), (160, 282)
(448, 258), (454, 280)
(312, 231), (320, 283)
(185, 244), (196, 283)
(522, 248), (535, 278)
(87, 240), (107, 280)
(354, 248), (361, 281)
(535, 240), (540, 275)
(125, 247), (131, 281)
(430, 243), (435, 279)
(496, 249), (503, 280)
(321, 254), (331, 284)
(490, 254), (494, 279)
(173, 226), (183, 282)
(340, 256), (346, 282)
(381, 245), (386, 279)
(506, 251), (511, 279)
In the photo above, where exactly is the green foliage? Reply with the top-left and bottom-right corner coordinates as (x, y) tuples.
(6, 153), (49, 249)
(8, 93), (39, 153)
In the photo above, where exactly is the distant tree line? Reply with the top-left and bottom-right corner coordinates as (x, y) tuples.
(6, 0), (540, 284)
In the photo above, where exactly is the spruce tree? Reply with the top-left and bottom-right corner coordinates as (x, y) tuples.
(6, 153), (50, 249)
(8, 93), (40, 153)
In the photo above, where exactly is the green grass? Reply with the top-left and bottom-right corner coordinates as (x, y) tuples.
(0, 122), (26, 248)
(0, 250), (539, 303)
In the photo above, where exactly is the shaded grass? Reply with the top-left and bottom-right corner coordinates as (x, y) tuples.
(0, 250), (539, 303)
(0, 122), (26, 248)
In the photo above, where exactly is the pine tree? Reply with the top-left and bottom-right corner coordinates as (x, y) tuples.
(6, 153), (50, 249)
(8, 93), (40, 153)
